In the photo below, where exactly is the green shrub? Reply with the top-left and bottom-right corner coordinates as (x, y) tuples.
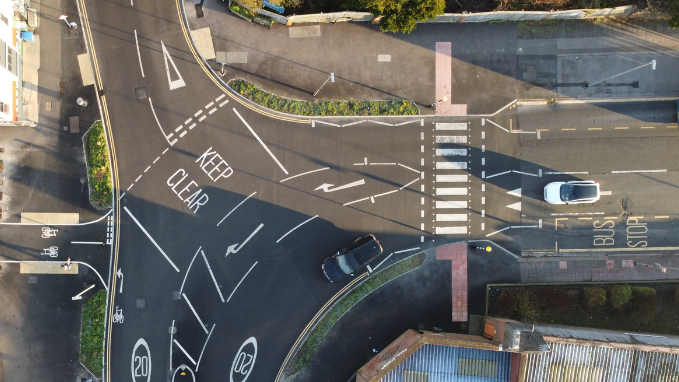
(609, 285), (632, 310)
(84, 122), (113, 209)
(584, 287), (607, 308)
(496, 288), (540, 322)
(80, 291), (106, 377)
(631, 286), (657, 323)
(228, 78), (419, 116)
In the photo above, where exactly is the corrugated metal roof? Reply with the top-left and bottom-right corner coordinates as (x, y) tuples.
(534, 324), (679, 349)
(523, 342), (679, 382)
(379, 344), (511, 382)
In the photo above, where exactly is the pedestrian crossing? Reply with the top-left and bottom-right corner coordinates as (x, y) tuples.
(433, 122), (471, 235)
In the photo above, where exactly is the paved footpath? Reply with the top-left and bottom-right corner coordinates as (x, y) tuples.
(520, 254), (679, 283)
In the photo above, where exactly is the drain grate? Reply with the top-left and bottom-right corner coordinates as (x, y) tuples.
(135, 87), (148, 101)
(136, 299), (145, 308)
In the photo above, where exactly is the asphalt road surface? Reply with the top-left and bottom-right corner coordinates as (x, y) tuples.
(78, 0), (679, 380)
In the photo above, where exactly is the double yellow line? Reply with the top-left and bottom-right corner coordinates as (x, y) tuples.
(275, 272), (368, 381)
(173, 0), (310, 124)
(75, 1), (120, 381)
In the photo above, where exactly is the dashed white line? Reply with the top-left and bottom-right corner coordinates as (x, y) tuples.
(398, 163), (420, 173)
(175, 125), (184, 132)
(215, 94), (226, 102)
(184, 118), (193, 125)
(276, 215), (318, 243)
(179, 130), (187, 138)
(135, 174), (142, 182)
(280, 167), (330, 183)
(205, 101), (215, 109)
(208, 108), (218, 115)
(162, 148), (169, 154)
(188, 123), (196, 130)
(198, 115), (207, 122)
(194, 110), (203, 117)
(182, 292), (209, 334)
(227, 261), (258, 303)
(153, 157), (160, 164)
(144, 166), (151, 173)
(612, 169), (667, 174)
(126, 183), (135, 191)
(219, 100), (229, 107)
(233, 108), (288, 174)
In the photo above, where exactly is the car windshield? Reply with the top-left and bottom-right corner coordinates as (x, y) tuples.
(560, 184), (596, 201)
(337, 254), (353, 274)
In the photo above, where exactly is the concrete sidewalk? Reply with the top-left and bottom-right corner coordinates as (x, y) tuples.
(183, 3), (679, 116)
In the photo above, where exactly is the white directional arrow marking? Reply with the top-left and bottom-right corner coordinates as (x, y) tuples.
(117, 268), (123, 293)
(507, 188), (521, 197)
(161, 41), (186, 90)
(225, 223), (264, 257)
(507, 202), (522, 211)
(315, 179), (365, 193)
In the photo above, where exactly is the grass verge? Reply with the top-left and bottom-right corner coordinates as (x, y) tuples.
(80, 290), (106, 377)
(229, 78), (419, 116)
(84, 121), (113, 209)
(488, 283), (679, 335)
(292, 252), (426, 373)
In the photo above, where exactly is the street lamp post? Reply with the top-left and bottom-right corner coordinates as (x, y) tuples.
(313, 73), (334, 97)
(59, 15), (78, 29)
(429, 96), (447, 108)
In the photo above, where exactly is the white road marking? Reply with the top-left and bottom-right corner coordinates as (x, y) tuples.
(342, 120), (366, 127)
(436, 214), (467, 221)
(215, 94), (226, 102)
(507, 188), (521, 197)
(219, 100), (229, 107)
(170, 320), (175, 370)
(182, 292), (208, 334)
(481, 158), (485, 165)
(368, 120), (393, 126)
(436, 175), (468, 182)
(161, 41), (186, 90)
(394, 120), (418, 126)
(195, 110), (203, 117)
(436, 200), (467, 209)
(486, 119), (509, 132)
(314, 120), (340, 127)
(486, 227), (510, 237)
(513, 170), (538, 177)
(195, 324), (216, 372)
(600, 191), (612, 196)
(611, 169), (667, 174)
(135, 174), (142, 182)
(71, 241), (104, 244)
(217, 191), (257, 226)
(162, 148), (169, 154)
(134, 30), (144, 77)
(656, 216), (669, 219)
(507, 202), (521, 211)
(550, 212), (604, 216)
(119, 192), (126, 199)
(370, 162), (396, 165)
(205, 101), (215, 109)
(436, 188), (467, 196)
(173, 339), (197, 365)
(544, 171), (589, 175)
(276, 215), (318, 243)
(180, 247), (202, 293)
(175, 125), (184, 132)
(481, 144), (485, 152)
(344, 197), (370, 206)
(188, 123), (196, 130)
(179, 131), (187, 138)
(398, 163), (420, 173)
(126, 183), (135, 191)
(153, 157), (160, 164)
(436, 123), (467, 130)
(373, 253), (393, 270)
(124, 207), (179, 272)
(201, 250), (225, 302)
(224, 223), (264, 257)
(280, 167), (330, 182)
(233, 108), (288, 174)
(316, 179), (365, 192)
(485, 170), (511, 179)
(374, 189), (398, 198)
(148, 98), (175, 145)
(482, 210), (485, 217)
(184, 118), (192, 125)
(436, 162), (467, 170)
(436, 149), (467, 156)
(435, 227), (467, 234)
(198, 115), (206, 122)
(435, 136), (467, 143)
(395, 247), (420, 254)
(208, 108), (217, 115)
(227, 261), (258, 302)
(400, 178), (419, 190)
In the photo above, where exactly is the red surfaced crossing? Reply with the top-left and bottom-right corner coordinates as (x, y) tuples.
(436, 243), (468, 322)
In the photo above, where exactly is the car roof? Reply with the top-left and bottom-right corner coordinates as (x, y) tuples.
(570, 184), (598, 199)
(347, 236), (381, 264)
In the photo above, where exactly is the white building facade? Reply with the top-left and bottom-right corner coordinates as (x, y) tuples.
(0, 0), (22, 124)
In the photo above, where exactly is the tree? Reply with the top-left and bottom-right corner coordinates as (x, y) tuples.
(368, 0), (445, 33)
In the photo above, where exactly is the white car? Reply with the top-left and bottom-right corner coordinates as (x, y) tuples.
(544, 181), (600, 205)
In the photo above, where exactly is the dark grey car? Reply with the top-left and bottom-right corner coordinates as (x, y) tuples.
(322, 235), (383, 282)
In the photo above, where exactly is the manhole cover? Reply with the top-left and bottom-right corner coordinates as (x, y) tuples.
(28, 276), (38, 284)
(136, 299), (145, 308)
(173, 291), (181, 300)
(135, 87), (148, 101)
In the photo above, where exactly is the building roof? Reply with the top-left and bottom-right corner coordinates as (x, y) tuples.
(522, 341), (679, 382)
(379, 343), (512, 382)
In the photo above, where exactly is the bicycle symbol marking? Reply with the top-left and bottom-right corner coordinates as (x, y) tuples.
(41, 226), (58, 238)
(113, 306), (124, 323)
(230, 337), (257, 382)
(41, 246), (58, 257)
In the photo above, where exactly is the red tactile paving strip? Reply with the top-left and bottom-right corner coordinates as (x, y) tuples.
(435, 42), (467, 116)
(436, 243), (468, 322)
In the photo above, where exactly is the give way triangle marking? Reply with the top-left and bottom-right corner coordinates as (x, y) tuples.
(161, 41), (186, 90)
(507, 202), (521, 211)
(507, 188), (521, 197)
